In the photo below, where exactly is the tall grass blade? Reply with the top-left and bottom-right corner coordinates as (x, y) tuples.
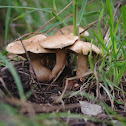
(4, 0), (12, 47)
(77, 0), (87, 26)
(52, 12), (63, 22)
(73, 0), (78, 35)
(0, 54), (26, 101)
(0, 6), (52, 12)
(93, 31), (110, 53)
(13, 10), (36, 21)
(83, 11), (99, 17)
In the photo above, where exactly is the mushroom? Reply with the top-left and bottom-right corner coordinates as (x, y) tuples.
(40, 34), (78, 81)
(6, 40), (29, 54)
(6, 34), (53, 81)
(55, 25), (89, 37)
(68, 40), (102, 79)
(25, 34), (47, 43)
(6, 34), (47, 54)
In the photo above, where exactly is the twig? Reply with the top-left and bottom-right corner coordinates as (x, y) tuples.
(19, 39), (45, 97)
(34, 1), (73, 33)
(46, 0), (95, 34)
(3, 97), (80, 113)
(80, 20), (98, 35)
(56, 70), (93, 103)
(13, 1), (72, 41)
(0, 77), (12, 97)
(99, 83), (114, 110)
(94, 61), (100, 98)
(46, 64), (65, 90)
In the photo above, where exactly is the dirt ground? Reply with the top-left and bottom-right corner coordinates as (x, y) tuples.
(0, 57), (126, 126)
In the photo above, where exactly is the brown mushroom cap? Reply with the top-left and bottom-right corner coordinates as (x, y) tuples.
(26, 34), (47, 43)
(6, 34), (53, 82)
(55, 25), (89, 37)
(6, 40), (29, 54)
(68, 40), (102, 56)
(6, 34), (47, 54)
(68, 40), (102, 80)
(40, 34), (78, 81)
(26, 42), (55, 54)
(40, 34), (78, 49)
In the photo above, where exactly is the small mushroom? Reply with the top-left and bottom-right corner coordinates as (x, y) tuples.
(55, 25), (89, 37)
(40, 34), (78, 81)
(6, 34), (53, 81)
(68, 40), (102, 79)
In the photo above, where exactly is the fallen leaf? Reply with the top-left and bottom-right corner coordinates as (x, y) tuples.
(79, 101), (103, 116)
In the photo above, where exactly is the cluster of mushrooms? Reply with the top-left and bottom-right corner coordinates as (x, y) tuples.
(6, 25), (102, 83)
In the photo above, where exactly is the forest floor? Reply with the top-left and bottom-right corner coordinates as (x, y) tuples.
(0, 58), (126, 126)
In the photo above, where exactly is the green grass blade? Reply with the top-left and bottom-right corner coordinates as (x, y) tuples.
(117, 61), (126, 85)
(0, 54), (26, 101)
(13, 10), (36, 21)
(77, 0), (87, 26)
(53, 0), (58, 13)
(0, 5), (52, 12)
(106, 0), (114, 29)
(93, 30), (110, 53)
(4, 0), (12, 47)
(73, 0), (78, 35)
(83, 11), (99, 17)
(122, 5), (126, 60)
(52, 12), (63, 22)
(114, 15), (121, 36)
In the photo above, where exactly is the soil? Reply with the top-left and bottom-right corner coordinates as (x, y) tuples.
(0, 58), (126, 126)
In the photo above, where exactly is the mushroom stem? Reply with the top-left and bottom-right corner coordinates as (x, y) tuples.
(29, 54), (51, 82)
(49, 49), (67, 81)
(77, 54), (89, 77)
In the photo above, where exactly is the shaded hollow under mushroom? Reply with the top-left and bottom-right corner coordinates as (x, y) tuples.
(6, 34), (53, 82)
(40, 34), (79, 81)
(68, 40), (102, 79)
(29, 53), (51, 81)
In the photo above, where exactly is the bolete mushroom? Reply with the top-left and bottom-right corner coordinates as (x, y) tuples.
(55, 25), (89, 37)
(6, 34), (53, 82)
(68, 40), (102, 79)
(40, 34), (78, 81)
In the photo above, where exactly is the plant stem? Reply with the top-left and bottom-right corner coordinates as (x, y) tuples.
(73, 0), (78, 36)
(5, 0), (12, 47)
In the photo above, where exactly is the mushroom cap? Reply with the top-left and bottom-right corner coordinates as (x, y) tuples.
(26, 34), (47, 43)
(26, 34), (55, 53)
(68, 41), (102, 56)
(6, 40), (30, 54)
(26, 42), (55, 54)
(40, 35), (78, 49)
(55, 25), (89, 37)
(6, 34), (49, 54)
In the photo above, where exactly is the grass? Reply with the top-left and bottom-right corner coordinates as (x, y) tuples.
(0, 54), (26, 101)
(94, 0), (126, 85)
(0, 0), (126, 125)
